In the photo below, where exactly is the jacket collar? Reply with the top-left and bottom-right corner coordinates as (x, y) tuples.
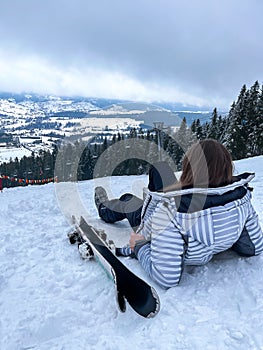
(149, 172), (255, 199)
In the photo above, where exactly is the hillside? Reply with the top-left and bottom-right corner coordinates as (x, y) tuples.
(0, 156), (262, 349)
(0, 93), (214, 164)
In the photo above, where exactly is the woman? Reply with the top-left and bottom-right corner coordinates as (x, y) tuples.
(95, 139), (263, 289)
(95, 160), (177, 231)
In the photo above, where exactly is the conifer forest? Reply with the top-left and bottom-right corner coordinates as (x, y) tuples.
(0, 81), (262, 187)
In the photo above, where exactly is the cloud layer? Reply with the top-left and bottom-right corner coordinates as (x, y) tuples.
(0, 0), (262, 108)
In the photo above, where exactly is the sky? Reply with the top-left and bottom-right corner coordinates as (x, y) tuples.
(0, 0), (262, 109)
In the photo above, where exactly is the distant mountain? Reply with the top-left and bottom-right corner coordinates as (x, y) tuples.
(153, 101), (212, 112)
(0, 92), (127, 110)
(0, 92), (215, 125)
(89, 101), (213, 126)
(100, 101), (170, 112)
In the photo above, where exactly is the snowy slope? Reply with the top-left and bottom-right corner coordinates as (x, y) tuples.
(0, 146), (32, 164)
(0, 156), (262, 350)
(0, 96), (98, 118)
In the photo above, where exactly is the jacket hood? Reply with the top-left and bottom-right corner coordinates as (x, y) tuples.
(148, 172), (255, 199)
(147, 172), (254, 214)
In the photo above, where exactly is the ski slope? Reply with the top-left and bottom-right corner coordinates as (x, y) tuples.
(0, 156), (262, 350)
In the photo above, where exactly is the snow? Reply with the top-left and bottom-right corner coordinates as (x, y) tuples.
(56, 116), (144, 133)
(0, 156), (263, 350)
(0, 146), (32, 164)
(0, 97), (99, 118)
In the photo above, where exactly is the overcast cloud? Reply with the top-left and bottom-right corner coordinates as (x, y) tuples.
(0, 0), (262, 109)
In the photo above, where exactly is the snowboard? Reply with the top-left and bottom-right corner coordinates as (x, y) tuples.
(68, 216), (160, 318)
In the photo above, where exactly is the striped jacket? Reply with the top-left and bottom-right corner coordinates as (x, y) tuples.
(119, 173), (263, 289)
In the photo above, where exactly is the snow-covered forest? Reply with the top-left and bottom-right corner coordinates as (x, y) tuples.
(191, 81), (263, 159)
(1, 81), (262, 188)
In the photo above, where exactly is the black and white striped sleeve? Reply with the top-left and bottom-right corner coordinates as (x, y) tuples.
(135, 203), (185, 289)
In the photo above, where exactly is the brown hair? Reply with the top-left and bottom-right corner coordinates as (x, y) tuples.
(166, 139), (234, 190)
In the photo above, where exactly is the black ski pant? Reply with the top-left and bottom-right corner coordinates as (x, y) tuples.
(98, 161), (177, 230)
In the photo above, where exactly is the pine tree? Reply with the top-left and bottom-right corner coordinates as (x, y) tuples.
(208, 108), (219, 140)
(201, 122), (210, 140)
(195, 119), (203, 139)
(252, 83), (263, 155)
(173, 117), (193, 168)
(225, 84), (249, 159)
(190, 120), (196, 135)
(246, 81), (260, 156)
(102, 137), (108, 153)
(111, 134), (116, 145)
(217, 115), (228, 143)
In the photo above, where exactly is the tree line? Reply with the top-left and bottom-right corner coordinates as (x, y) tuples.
(190, 80), (262, 159)
(0, 81), (262, 187)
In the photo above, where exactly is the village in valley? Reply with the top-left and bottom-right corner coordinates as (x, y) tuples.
(0, 93), (208, 165)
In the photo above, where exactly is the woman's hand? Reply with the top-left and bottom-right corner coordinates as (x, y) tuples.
(129, 232), (145, 251)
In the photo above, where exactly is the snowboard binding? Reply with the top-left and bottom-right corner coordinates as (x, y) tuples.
(78, 242), (94, 260)
(67, 230), (81, 245)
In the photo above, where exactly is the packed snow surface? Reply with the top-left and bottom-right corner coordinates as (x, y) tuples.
(0, 156), (262, 350)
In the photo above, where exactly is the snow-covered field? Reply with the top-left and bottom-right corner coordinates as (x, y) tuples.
(0, 156), (262, 350)
(0, 146), (32, 164)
